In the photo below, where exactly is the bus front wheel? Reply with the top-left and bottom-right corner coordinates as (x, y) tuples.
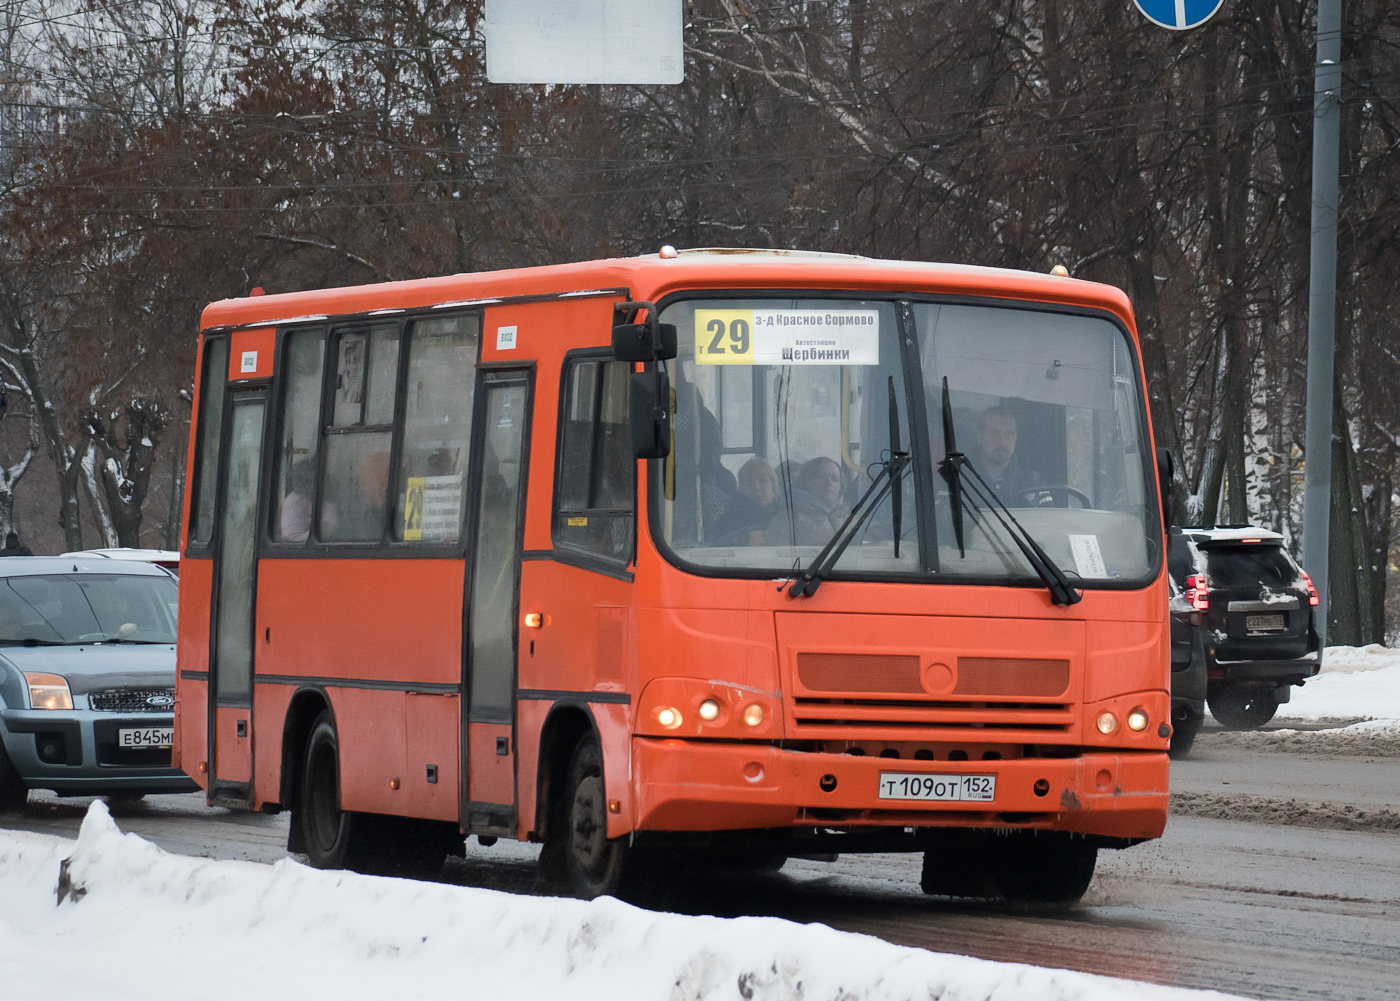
(543, 734), (627, 899)
(298, 712), (372, 871)
(990, 832), (1097, 904)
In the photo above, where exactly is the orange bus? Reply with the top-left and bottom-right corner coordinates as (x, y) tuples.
(174, 249), (1172, 902)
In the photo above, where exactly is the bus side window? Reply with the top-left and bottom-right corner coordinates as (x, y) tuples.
(554, 356), (633, 563)
(272, 328), (326, 543)
(319, 325), (398, 543)
(188, 337), (229, 548)
(393, 315), (479, 543)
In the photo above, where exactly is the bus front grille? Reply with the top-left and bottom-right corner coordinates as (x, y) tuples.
(789, 697), (1075, 738)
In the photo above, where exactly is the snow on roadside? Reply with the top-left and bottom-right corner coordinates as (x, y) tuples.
(1276, 645), (1400, 729)
(0, 802), (1248, 1001)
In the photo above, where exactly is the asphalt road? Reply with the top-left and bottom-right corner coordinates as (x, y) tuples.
(6, 723), (1398, 1001)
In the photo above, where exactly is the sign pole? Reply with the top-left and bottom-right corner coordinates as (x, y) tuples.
(1301, 0), (1342, 649)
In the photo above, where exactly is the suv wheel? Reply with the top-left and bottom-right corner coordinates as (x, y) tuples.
(0, 738), (27, 811)
(1208, 685), (1278, 730)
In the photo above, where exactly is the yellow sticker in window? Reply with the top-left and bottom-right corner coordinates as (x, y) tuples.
(403, 477), (425, 541)
(567, 516), (588, 527)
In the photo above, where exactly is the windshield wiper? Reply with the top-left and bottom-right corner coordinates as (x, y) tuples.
(937, 377), (967, 557)
(937, 379), (1081, 606)
(887, 377), (905, 560)
(795, 386), (912, 602)
(0, 637), (67, 646)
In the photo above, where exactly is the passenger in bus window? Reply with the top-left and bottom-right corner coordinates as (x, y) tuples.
(973, 404), (1041, 501)
(717, 458), (780, 545)
(772, 456), (847, 545)
(279, 460), (315, 542)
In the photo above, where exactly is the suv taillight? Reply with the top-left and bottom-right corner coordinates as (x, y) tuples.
(1186, 574), (1209, 611)
(1300, 570), (1320, 606)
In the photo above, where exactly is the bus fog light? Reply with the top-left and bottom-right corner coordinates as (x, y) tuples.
(742, 704), (765, 727)
(1095, 712), (1118, 735)
(657, 707), (682, 729)
(698, 699), (720, 722)
(1127, 709), (1149, 731)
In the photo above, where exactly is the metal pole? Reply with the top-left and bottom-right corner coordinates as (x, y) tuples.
(1301, 0), (1342, 650)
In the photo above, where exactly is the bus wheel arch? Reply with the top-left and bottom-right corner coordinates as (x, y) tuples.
(281, 689), (333, 854)
(532, 703), (598, 843)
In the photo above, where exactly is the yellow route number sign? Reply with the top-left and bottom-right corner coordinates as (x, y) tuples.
(695, 309), (754, 365)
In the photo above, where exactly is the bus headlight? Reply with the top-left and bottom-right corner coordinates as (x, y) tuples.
(742, 704), (765, 727)
(25, 673), (73, 711)
(1127, 709), (1150, 732)
(698, 699), (720, 722)
(1095, 711), (1118, 735)
(656, 707), (683, 729)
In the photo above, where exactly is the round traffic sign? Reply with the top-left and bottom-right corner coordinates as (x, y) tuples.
(1132, 0), (1225, 30)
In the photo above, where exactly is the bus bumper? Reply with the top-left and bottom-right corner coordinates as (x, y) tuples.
(631, 738), (1168, 842)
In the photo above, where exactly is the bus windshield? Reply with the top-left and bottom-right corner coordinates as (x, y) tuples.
(655, 296), (1157, 587)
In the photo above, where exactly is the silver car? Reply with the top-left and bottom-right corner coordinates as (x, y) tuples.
(0, 556), (197, 808)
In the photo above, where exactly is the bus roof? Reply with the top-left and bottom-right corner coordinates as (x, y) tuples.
(199, 248), (1136, 333)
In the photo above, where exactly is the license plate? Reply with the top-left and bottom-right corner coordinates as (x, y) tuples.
(878, 772), (996, 802)
(118, 727), (173, 748)
(1245, 613), (1285, 632)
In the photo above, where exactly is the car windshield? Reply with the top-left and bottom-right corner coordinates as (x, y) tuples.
(0, 574), (178, 644)
(655, 296), (1157, 586)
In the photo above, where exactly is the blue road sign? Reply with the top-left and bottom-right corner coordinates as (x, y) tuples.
(1132, 0), (1225, 30)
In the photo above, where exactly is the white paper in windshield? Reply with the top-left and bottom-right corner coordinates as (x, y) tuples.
(695, 309), (879, 365)
(1068, 534), (1109, 578)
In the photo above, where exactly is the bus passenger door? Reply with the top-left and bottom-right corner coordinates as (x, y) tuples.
(463, 369), (532, 835)
(209, 389), (266, 806)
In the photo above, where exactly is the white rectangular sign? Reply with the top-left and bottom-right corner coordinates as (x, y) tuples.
(486, 0), (683, 85)
(694, 309), (880, 366)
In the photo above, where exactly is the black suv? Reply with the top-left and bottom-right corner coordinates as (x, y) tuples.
(1168, 527), (1322, 729)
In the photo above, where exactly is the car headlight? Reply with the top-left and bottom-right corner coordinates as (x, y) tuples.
(25, 672), (73, 710)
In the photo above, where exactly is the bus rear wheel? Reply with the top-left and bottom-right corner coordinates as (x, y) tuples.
(299, 712), (374, 871)
(990, 832), (1097, 904)
(544, 734), (627, 899)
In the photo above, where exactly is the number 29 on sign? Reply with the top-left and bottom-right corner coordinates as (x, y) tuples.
(695, 309), (754, 365)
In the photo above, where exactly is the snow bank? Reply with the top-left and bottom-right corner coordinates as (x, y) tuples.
(0, 803), (1245, 1001)
(1279, 645), (1400, 728)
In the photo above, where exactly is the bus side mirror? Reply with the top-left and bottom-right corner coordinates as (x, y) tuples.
(1156, 447), (1174, 532)
(613, 322), (677, 362)
(630, 370), (671, 459)
(612, 300), (677, 361)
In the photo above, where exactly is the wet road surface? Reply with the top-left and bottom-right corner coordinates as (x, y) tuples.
(5, 725), (1398, 1000)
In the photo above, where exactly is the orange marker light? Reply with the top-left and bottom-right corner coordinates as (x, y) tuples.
(524, 612), (543, 628)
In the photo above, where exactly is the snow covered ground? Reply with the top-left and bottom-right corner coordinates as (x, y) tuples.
(1, 645), (1395, 1001)
(0, 807), (1245, 1001)
(1276, 643), (1400, 730)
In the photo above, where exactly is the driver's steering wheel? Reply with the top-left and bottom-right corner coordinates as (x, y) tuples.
(1014, 484), (1092, 508)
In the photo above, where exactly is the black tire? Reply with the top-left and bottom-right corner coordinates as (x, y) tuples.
(0, 737), (27, 812)
(545, 734), (627, 899)
(1169, 713), (1203, 759)
(990, 832), (1097, 904)
(920, 846), (1000, 898)
(298, 712), (375, 871)
(1208, 686), (1279, 730)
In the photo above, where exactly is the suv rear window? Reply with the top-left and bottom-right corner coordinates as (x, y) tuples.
(1202, 546), (1299, 588)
